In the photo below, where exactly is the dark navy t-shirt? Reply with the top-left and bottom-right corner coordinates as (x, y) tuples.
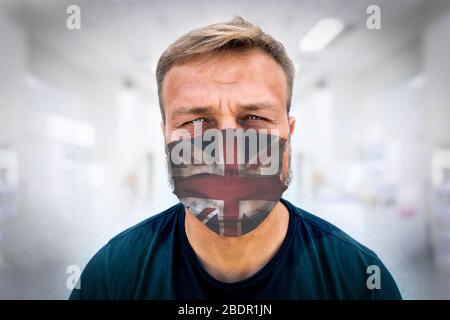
(70, 199), (402, 299)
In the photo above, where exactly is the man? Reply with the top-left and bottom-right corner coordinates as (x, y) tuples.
(70, 17), (401, 300)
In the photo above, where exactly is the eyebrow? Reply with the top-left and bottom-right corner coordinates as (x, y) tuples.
(170, 106), (214, 122)
(237, 102), (279, 112)
(169, 102), (279, 122)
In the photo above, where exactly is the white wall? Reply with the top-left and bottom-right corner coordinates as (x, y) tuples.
(0, 18), (176, 298)
(0, 9), (27, 299)
(424, 8), (450, 281)
(0, 10), (26, 147)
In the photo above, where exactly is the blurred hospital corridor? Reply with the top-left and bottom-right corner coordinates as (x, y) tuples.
(1, 0), (450, 299)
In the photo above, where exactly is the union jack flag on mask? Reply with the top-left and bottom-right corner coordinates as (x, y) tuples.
(167, 127), (288, 237)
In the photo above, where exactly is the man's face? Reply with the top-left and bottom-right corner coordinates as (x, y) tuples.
(161, 49), (295, 184)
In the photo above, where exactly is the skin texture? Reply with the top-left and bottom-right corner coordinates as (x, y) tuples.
(161, 49), (296, 283)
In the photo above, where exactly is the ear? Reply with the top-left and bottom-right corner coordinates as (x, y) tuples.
(288, 116), (296, 137)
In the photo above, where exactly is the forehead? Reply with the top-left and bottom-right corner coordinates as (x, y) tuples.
(162, 49), (288, 110)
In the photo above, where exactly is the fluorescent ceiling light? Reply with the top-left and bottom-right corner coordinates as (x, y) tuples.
(24, 73), (43, 89)
(408, 74), (425, 89)
(299, 18), (344, 52)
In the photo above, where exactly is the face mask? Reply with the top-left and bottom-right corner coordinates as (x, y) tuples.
(167, 127), (288, 237)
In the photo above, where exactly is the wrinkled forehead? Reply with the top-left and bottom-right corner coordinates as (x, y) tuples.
(162, 50), (288, 115)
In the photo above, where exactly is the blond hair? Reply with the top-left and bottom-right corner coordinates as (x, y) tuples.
(156, 16), (295, 121)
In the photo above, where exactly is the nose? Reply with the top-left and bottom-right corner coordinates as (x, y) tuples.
(215, 115), (241, 130)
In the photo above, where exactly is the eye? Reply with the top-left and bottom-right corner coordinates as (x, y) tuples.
(181, 117), (207, 126)
(191, 117), (207, 123)
(246, 115), (265, 121)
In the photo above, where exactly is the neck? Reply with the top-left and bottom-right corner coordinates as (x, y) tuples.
(184, 201), (290, 283)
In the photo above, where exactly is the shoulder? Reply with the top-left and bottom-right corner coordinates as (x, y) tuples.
(99, 202), (183, 265)
(70, 203), (183, 299)
(282, 199), (402, 299)
(286, 200), (379, 262)
(107, 202), (183, 250)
